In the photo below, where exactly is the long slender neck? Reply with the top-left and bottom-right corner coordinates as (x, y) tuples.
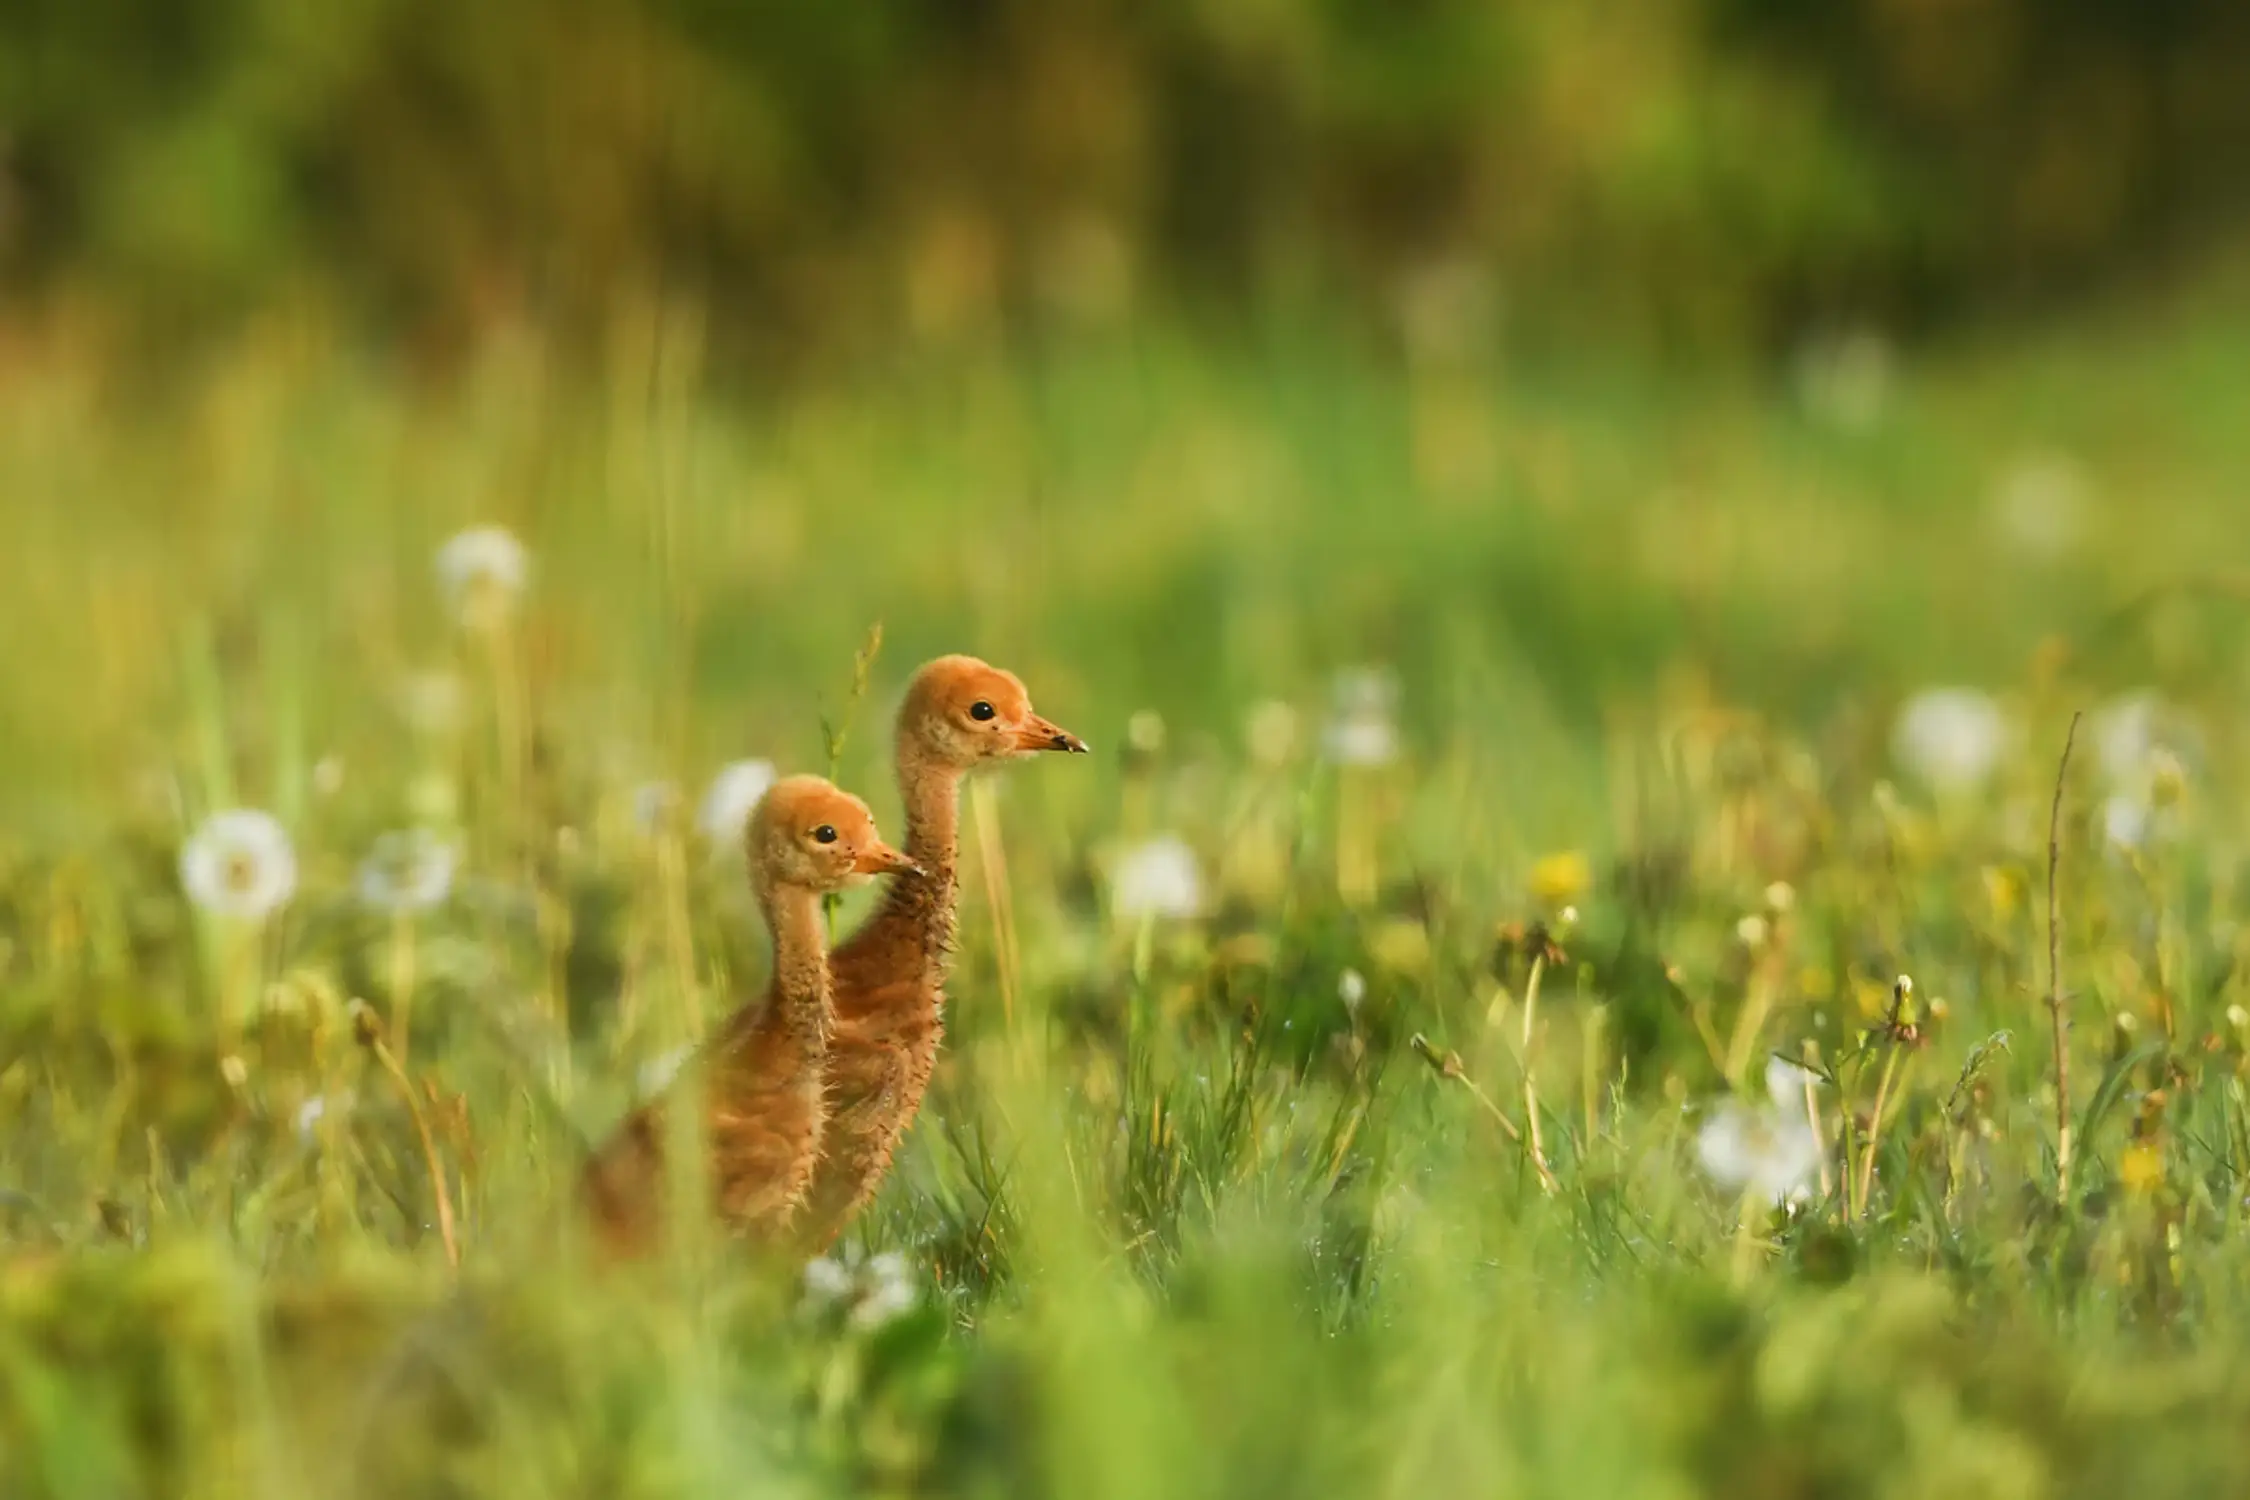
(755, 882), (832, 1053)
(859, 744), (963, 980)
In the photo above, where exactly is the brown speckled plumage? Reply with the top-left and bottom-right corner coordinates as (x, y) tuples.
(794, 656), (1084, 1251)
(582, 776), (915, 1257)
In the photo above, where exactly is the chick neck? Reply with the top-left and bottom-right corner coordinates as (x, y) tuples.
(752, 874), (833, 1053)
(856, 732), (964, 981)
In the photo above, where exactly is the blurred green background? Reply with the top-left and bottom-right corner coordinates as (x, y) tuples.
(7, 0), (2250, 357)
(7, 0), (2250, 818)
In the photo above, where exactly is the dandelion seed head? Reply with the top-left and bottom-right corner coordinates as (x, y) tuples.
(696, 759), (777, 850)
(181, 810), (298, 922)
(1110, 835), (1204, 921)
(2093, 694), (2202, 806)
(1764, 1055), (1821, 1110)
(803, 1255), (855, 1303)
(356, 830), (457, 913)
(1697, 1099), (1821, 1206)
(1337, 967), (1367, 1016)
(1891, 688), (2007, 794)
(2103, 792), (2153, 852)
(801, 1246), (921, 1332)
(436, 525), (528, 628)
(850, 1258), (918, 1330)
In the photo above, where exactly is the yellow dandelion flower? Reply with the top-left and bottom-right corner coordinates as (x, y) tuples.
(1529, 851), (1591, 910)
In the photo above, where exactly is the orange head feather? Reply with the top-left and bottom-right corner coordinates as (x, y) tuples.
(897, 654), (1088, 770)
(748, 775), (919, 895)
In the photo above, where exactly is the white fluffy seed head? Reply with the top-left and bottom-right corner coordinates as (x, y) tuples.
(435, 525), (529, 629)
(1110, 835), (1205, 921)
(180, 810), (298, 922)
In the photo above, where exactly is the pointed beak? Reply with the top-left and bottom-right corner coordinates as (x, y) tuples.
(852, 839), (923, 878)
(1012, 712), (1089, 755)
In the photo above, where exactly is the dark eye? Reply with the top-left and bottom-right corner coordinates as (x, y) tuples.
(813, 825), (837, 844)
(969, 700), (996, 721)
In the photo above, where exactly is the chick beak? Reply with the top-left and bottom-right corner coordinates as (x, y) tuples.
(1013, 712), (1090, 755)
(853, 840), (923, 878)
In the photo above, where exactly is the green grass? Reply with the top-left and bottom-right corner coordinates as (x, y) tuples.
(7, 277), (2250, 1498)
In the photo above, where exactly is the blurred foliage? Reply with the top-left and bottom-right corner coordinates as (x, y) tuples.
(4, 0), (2249, 361)
(3, 257), (2250, 1492)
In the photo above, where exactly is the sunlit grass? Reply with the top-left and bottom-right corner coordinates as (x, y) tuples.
(6, 288), (2250, 1496)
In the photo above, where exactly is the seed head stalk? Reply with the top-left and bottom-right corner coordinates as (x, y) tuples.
(1520, 949), (1557, 1194)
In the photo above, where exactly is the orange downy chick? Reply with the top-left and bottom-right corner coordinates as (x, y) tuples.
(583, 775), (918, 1256)
(795, 655), (1087, 1250)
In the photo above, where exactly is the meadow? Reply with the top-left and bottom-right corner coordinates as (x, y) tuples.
(6, 270), (2250, 1498)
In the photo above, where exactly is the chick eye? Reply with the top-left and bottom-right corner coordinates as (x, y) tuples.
(813, 825), (838, 844)
(969, 700), (996, 721)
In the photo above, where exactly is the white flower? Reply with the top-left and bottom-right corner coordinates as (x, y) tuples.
(1736, 913), (1770, 950)
(180, 810), (298, 921)
(2092, 696), (2198, 853)
(1991, 450), (2089, 561)
(2102, 792), (2174, 853)
(1245, 699), (1300, 767)
(2092, 693), (2199, 793)
(1696, 1057), (1824, 1205)
(435, 525), (528, 627)
(1764, 1055), (1821, 1107)
(1110, 835), (1204, 920)
(2093, 693), (2162, 785)
(696, 759), (777, 849)
(356, 830), (457, 913)
(1337, 968), (1367, 1016)
(1323, 668), (1400, 767)
(1891, 688), (2007, 794)
(802, 1246), (919, 1332)
(849, 1252), (918, 1330)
